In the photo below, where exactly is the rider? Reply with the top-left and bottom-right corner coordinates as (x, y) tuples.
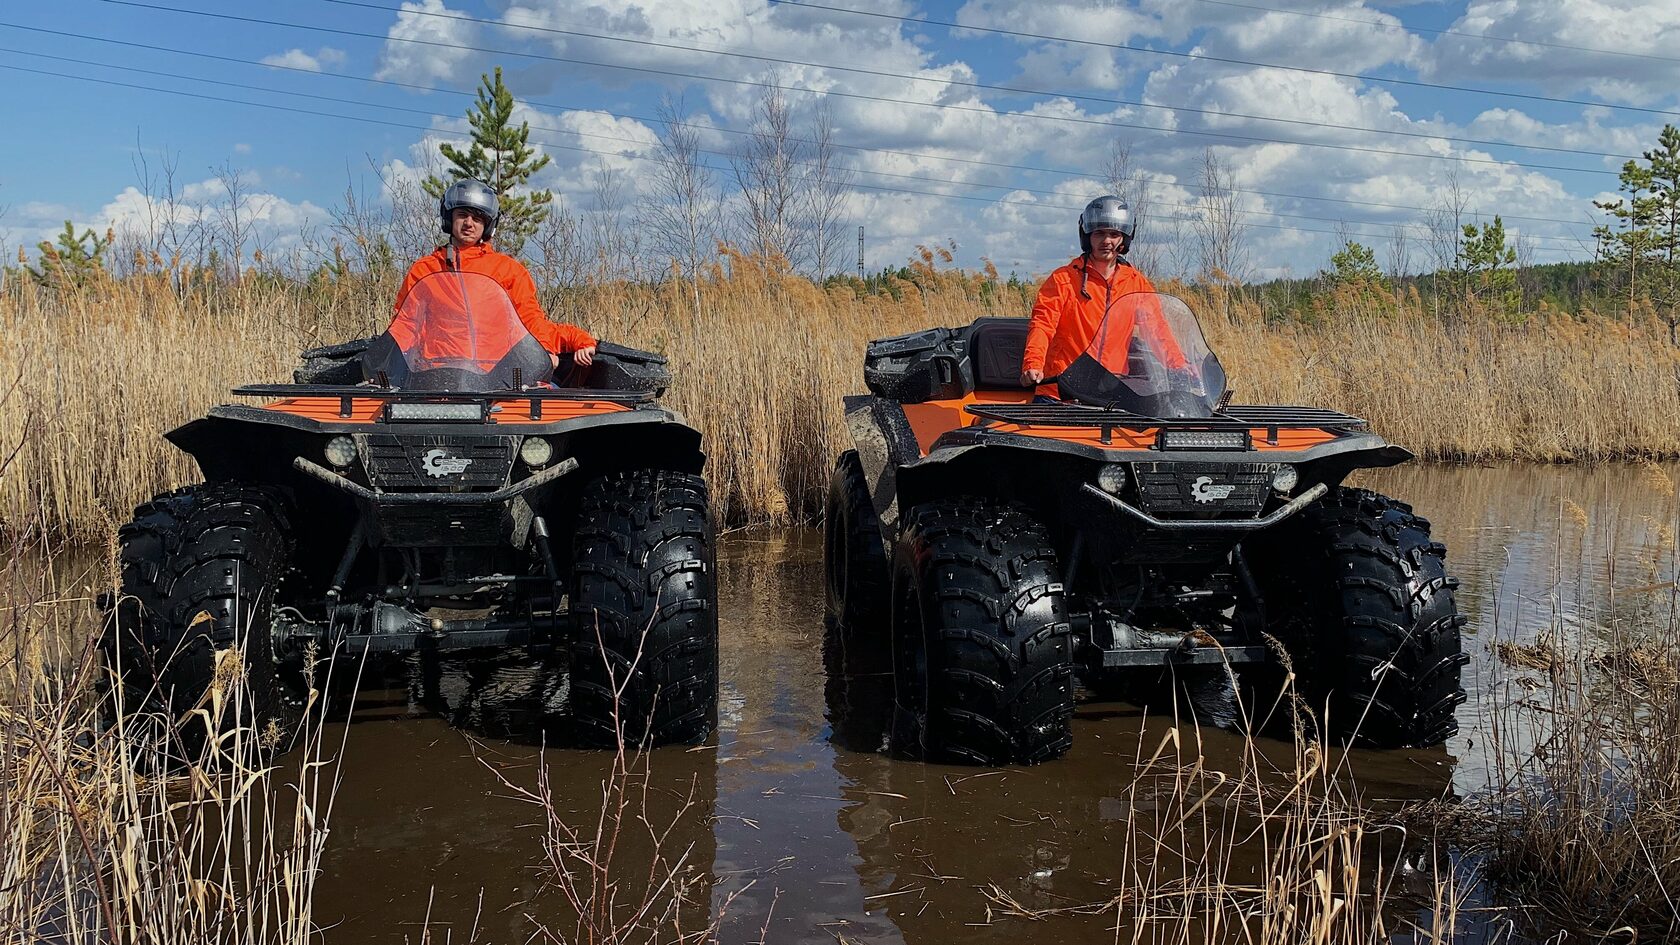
(394, 178), (596, 371)
(1019, 196), (1182, 397)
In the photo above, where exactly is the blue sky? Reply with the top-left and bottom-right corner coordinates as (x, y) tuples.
(3, 0), (1676, 280)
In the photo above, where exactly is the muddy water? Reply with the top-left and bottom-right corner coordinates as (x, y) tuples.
(309, 462), (1679, 943)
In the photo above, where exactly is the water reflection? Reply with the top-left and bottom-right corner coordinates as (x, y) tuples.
(300, 462), (1676, 943)
(1360, 462), (1680, 795)
(822, 601), (1459, 944)
(312, 658), (718, 943)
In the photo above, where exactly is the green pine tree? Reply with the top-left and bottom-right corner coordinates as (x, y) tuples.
(1321, 240), (1384, 287)
(424, 66), (554, 256)
(1460, 216), (1519, 313)
(28, 220), (110, 289)
(1593, 124), (1680, 341)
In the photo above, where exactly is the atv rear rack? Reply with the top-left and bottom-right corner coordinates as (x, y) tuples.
(964, 402), (1366, 431)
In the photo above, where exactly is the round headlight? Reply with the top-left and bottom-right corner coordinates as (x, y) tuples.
(520, 436), (554, 467)
(324, 436), (356, 468)
(1096, 463), (1129, 495)
(1270, 464), (1299, 494)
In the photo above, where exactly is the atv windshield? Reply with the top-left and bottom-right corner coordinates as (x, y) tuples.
(1054, 292), (1227, 418)
(362, 270), (553, 391)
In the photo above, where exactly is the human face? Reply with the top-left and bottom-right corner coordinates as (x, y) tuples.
(1088, 227), (1125, 263)
(450, 208), (488, 246)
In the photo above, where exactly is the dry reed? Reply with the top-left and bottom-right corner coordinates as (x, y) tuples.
(486, 609), (740, 945)
(1037, 676), (1469, 944)
(0, 529), (345, 944)
(4, 262), (1679, 539)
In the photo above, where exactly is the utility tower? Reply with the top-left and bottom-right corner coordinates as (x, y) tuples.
(858, 226), (865, 281)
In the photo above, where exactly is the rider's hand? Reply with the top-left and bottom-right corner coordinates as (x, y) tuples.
(1020, 368), (1044, 386)
(573, 346), (596, 367)
(548, 351), (560, 368)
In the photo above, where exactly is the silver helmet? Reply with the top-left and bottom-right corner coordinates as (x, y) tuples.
(1078, 195), (1134, 254)
(439, 178), (500, 240)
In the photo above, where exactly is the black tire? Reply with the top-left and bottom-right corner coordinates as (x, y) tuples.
(890, 499), (1075, 765)
(824, 449), (889, 629)
(102, 483), (304, 760)
(570, 469), (717, 747)
(1240, 487), (1468, 747)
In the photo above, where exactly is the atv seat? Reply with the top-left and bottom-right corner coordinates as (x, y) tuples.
(967, 319), (1031, 390)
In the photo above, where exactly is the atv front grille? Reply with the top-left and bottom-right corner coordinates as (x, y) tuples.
(1132, 462), (1274, 519)
(358, 434), (517, 490)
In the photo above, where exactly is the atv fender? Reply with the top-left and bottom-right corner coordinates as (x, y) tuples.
(907, 425), (1412, 504)
(167, 405), (704, 484)
(843, 395), (922, 541)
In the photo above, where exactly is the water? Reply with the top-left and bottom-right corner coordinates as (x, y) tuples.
(301, 462), (1678, 943)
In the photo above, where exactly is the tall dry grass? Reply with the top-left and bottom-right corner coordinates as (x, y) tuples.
(1044, 708), (1468, 943)
(0, 528), (344, 944)
(3, 259), (1678, 539)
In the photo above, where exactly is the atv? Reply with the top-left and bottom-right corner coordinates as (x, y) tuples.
(102, 268), (716, 755)
(826, 292), (1467, 765)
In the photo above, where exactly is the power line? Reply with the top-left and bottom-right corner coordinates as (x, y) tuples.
(3, 22), (1604, 231)
(314, 0), (1641, 164)
(1183, 0), (1680, 67)
(4, 46), (1596, 247)
(0, 59), (1593, 252)
(762, 0), (1680, 120)
(76, 0), (1622, 177)
(766, 0), (1680, 119)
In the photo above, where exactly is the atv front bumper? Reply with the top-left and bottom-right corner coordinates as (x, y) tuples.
(293, 455), (577, 505)
(293, 455), (577, 548)
(1079, 481), (1328, 531)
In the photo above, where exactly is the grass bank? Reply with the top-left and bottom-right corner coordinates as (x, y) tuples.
(3, 262), (1678, 538)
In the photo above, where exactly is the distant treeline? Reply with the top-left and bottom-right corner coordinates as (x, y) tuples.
(1250, 260), (1625, 321)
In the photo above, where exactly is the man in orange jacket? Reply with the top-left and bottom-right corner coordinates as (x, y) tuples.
(1020, 196), (1183, 397)
(394, 178), (596, 370)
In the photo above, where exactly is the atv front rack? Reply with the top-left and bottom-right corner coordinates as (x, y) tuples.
(234, 384), (656, 405)
(965, 402), (1366, 431)
(235, 383), (656, 420)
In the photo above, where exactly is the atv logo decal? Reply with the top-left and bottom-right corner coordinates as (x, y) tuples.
(421, 448), (474, 477)
(1190, 476), (1236, 503)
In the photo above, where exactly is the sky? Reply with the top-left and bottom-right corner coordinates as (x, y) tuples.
(2, 0), (1677, 281)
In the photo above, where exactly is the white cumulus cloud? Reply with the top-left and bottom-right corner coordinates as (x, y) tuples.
(260, 47), (348, 72)
(374, 0), (479, 85)
(1423, 0), (1680, 105)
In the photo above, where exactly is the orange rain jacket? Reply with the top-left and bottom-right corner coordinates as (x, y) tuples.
(394, 242), (596, 355)
(1022, 256), (1175, 397)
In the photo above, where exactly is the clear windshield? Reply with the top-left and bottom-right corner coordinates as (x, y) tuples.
(1054, 292), (1227, 418)
(363, 270), (552, 392)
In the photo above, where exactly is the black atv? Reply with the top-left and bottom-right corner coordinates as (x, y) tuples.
(825, 292), (1468, 765)
(102, 269), (716, 756)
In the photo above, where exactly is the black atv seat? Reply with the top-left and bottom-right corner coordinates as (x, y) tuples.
(967, 319), (1031, 390)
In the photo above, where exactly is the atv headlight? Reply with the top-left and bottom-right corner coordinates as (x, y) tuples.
(519, 436), (554, 468)
(1157, 429), (1250, 451)
(1270, 464), (1299, 494)
(387, 401), (486, 422)
(324, 436), (357, 468)
(1096, 463), (1128, 495)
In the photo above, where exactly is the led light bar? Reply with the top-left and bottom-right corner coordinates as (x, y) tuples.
(1157, 429), (1251, 451)
(386, 401), (486, 422)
